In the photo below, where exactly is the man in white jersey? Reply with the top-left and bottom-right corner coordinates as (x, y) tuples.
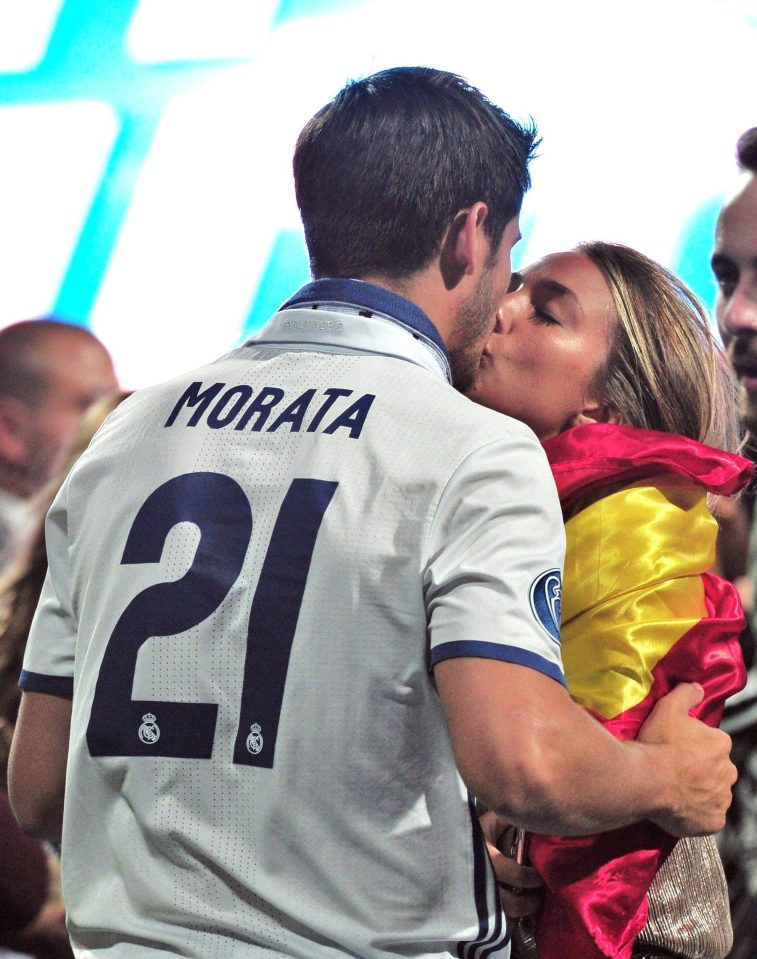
(10, 68), (735, 958)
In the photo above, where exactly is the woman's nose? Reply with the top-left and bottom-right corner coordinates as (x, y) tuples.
(495, 299), (517, 334)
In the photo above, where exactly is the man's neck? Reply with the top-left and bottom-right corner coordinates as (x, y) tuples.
(359, 271), (458, 347)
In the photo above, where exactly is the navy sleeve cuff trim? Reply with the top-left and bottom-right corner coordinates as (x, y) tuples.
(19, 670), (74, 698)
(429, 640), (566, 686)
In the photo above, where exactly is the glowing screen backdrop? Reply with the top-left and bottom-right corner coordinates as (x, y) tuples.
(0, 0), (754, 388)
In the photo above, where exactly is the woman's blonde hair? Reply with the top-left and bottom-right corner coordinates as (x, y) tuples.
(579, 241), (741, 453)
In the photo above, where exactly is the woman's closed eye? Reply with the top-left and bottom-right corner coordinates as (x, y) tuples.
(533, 307), (560, 326)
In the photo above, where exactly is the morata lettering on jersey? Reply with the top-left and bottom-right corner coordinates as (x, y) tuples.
(164, 381), (376, 439)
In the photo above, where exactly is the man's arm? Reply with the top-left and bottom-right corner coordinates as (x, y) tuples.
(8, 691), (71, 843)
(436, 657), (735, 837)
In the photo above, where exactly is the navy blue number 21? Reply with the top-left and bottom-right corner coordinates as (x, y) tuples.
(86, 472), (338, 768)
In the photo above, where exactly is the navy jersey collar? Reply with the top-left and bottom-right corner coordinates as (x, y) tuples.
(281, 279), (448, 359)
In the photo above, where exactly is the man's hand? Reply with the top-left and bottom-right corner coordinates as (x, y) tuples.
(638, 683), (736, 836)
(479, 811), (543, 919)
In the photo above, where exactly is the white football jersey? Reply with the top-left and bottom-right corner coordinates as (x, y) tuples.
(22, 279), (566, 958)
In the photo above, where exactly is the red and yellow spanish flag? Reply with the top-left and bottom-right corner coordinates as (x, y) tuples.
(529, 422), (753, 959)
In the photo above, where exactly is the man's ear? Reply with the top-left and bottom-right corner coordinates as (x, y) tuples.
(439, 202), (489, 289)
(568, 399), (621, 429)
(0, 395), (31, 465)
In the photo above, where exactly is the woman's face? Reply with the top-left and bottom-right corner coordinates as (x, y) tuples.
(467, 251), (616, 441)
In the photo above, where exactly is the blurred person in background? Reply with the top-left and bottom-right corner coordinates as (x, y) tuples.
(0, 391), (129, 959)
(0, 319), (118, 573)
(712, 126), (757, 959)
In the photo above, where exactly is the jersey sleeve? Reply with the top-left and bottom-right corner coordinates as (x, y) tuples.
(19, 486), (76, 698)
(424, 433), (566, 685)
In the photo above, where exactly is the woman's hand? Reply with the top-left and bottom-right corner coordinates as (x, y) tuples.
(479, 810), (543, 918)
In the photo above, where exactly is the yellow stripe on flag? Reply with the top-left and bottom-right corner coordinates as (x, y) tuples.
(561, 485), (714, 719)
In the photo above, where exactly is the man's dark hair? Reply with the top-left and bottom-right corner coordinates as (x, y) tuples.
(736, 128), (757, 174)
(293, 66), (538, 280)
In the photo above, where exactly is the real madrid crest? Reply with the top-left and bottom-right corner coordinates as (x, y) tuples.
(138, 712), (161, 745)
(246, 723), (263, 755)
